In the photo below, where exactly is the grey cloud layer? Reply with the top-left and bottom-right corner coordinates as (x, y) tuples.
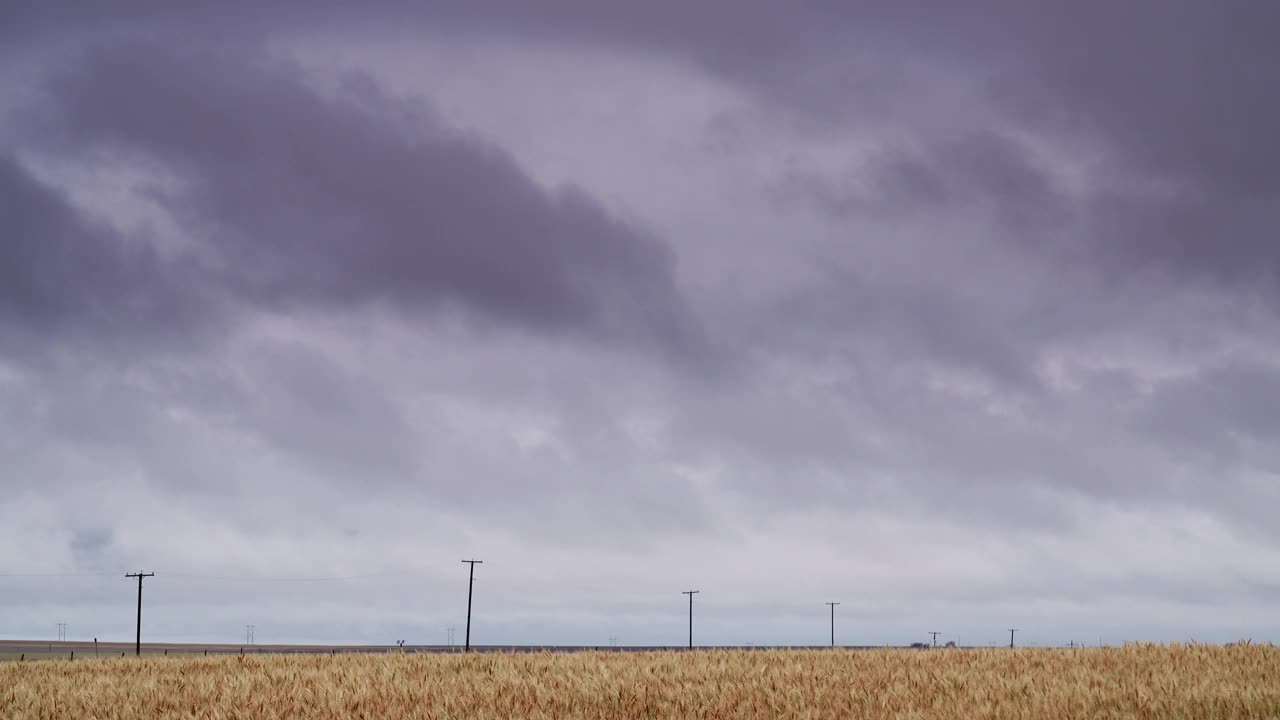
(0, 153), (198, 344)
(10, 2), (1279, 294)
(2, 2), (1279, 645)
(8, 42), (696, 357)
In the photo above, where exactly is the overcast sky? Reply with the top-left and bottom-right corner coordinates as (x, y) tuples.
(2, 2), (1279, 649)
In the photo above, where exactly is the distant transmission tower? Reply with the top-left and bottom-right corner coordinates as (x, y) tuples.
(57, 622), (67, 642)
(245, 625), (255, 646)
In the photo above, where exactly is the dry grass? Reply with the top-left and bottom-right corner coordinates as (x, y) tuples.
(3, 644), (1277, 719)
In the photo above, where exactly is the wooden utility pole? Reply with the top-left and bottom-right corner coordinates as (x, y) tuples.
(125, 572), (155, 656)
(682, 591), (699, 649)
(826, 603), (839, 647)
(461, 560), (483, 652)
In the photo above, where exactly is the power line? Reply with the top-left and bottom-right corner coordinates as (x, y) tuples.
(682, 591), (699, 649)
(125, 572), (155, 657)
(2, 570), (394, 582)
(461, 560), (482, 653)
(0, 571), (118, 578)
(164, 571), (394, 583)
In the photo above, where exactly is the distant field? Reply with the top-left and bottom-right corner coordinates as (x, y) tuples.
(3, 644), (1277, 719)
(0, 639), (428, 661)
(0, 639), (888, 665)
(0, 639), (895, 661)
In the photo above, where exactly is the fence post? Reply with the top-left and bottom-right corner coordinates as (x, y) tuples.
(70, 651), (74, 661)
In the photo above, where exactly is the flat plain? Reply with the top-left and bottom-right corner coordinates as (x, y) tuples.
(3, 644), (1277, 719)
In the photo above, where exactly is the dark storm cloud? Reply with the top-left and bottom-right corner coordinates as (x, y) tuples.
(10, 2), (1278, 295)
(832, 3), (1280, 295)
(418, 2), (1280, 301)
(9, 42), (696, 354)
(990, 1), (1280, 297)
(0, 153), (126, 324)
(0, 153), (200, 350)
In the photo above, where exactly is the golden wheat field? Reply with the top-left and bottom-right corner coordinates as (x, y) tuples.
(2, 644), (1278, 719)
